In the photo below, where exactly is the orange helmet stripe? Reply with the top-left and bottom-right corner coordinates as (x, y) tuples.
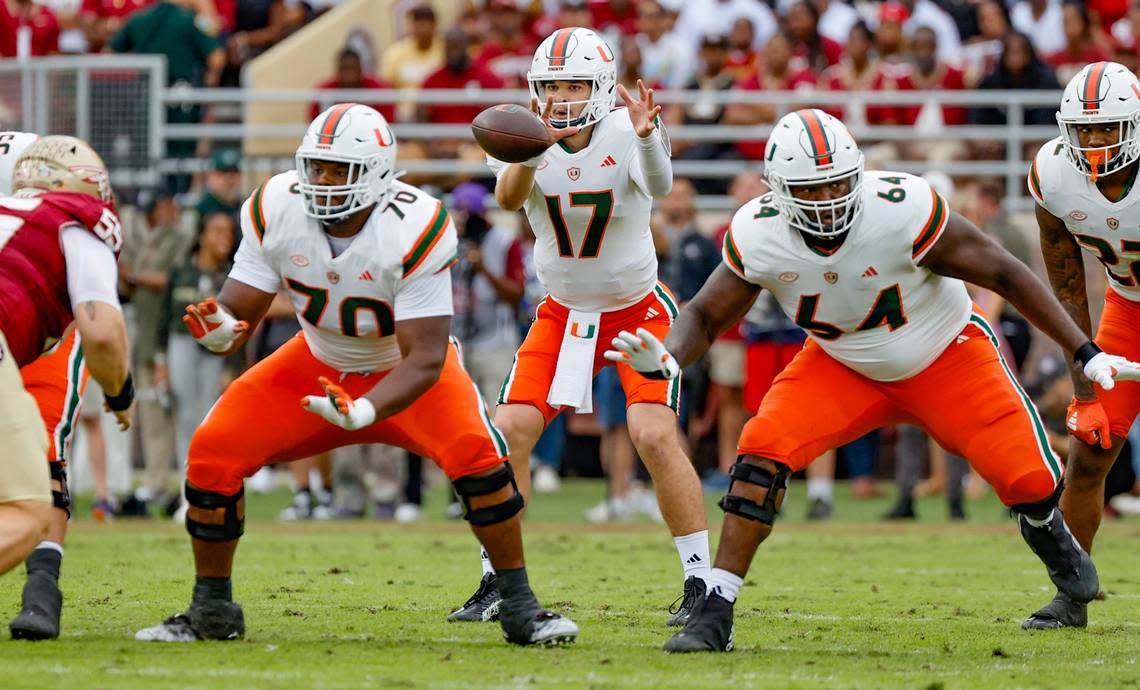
(795, 109), (832, 167)
(1082, 62), (1108, 111)
(317, 103), (357, 146)
(548, 29), (574, 68)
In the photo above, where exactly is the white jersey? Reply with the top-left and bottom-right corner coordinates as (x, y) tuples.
(1029, 136), (1140, 302)
(725, 173), (971, 381)
(0, 131), (39, 194)
(230, 173), (457, 373)
(488, 112), (661, 312)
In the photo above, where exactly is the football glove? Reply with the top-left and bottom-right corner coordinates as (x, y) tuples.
(603, 328), (680, 380)
(183, 298), (248, 353)
(1066, 397), (1112, 450)
(301, 376), (376, 430)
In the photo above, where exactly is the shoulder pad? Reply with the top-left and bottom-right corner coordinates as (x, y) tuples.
(390, 184), (458, 279)
(243, 171), (298, 245)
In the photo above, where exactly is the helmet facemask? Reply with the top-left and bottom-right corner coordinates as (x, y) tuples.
(769, 158), (865, 239)
(528, 74), (614, 129)
(295, 151), (393, 221)
(1057, 111), (1140, 182)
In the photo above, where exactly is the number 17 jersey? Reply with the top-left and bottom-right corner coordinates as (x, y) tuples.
(488, 113), (659, 313)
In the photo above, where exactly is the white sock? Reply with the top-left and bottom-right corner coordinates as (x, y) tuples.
(480, 547), (495, 577)
(707, 568), (743, 603)
(806, 478), (833, 502)
(35, 541), (63, 556)
(674, 530), (711, 584)
(1022, 508), (1055, 528)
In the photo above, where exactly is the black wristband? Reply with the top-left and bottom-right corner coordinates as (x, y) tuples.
(1073, 341), (1103, 368)
(103, 373), (135, 412)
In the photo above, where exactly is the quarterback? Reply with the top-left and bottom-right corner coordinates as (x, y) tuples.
(1027, 61), (1140, 628)
(135, 104), (577, 646)
(607, 110), (1140, 651)
(449, 27), (710, 627)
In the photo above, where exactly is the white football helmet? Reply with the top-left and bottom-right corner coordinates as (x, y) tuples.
(1057, 61), (1140, 180)
(764, 109), (864, 238)
(527, 27), (617, 129)
(295, 103), (397, 221)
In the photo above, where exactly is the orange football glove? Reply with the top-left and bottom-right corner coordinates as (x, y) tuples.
(1066, 397), (1112, 450)
(301, 376), (376, 430)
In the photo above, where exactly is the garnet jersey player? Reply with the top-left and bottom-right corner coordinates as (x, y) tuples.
(606, 109), (1138, 652)
(1027, 61), (1140, 629)
(0, 135), (132, 582)
(449, 27), (711, 628)
(135, 103), (577, 647)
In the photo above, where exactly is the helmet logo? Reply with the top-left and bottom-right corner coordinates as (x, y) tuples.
(795, 110), (835, 171)
(595, 44), (613, 63)
(373, 127), (394, 148)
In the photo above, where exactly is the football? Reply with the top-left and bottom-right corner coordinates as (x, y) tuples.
(471, 104), (553, 163)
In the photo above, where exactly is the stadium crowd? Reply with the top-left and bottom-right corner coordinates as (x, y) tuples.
(12, 0), (1140, 525)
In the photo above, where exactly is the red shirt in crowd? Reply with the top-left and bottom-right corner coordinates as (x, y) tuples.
(588, 0), (638, 35)
(420, 64), (506, 124)
(734, 69), (817, 160)
(1047, 45), (1114, 72)
(899, 63), (968, 126)
(792, 37), (844, 70)
(79, 0), (152, 20)
(475, 39), (537, 87)
(821, 60), (905, 125)
(0, 1), (59, 57)
(308, 76), (396, 122)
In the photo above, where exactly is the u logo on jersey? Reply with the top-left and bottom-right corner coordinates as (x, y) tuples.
(570, 321), (595, 339)
(795, 109), (835, 172)
(567, 167), (581, 181)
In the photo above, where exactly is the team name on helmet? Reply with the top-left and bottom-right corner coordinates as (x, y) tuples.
(764, 109), (865, 238)
(527, 27), (617, 129)
(295, 103), (398, 221)
(13, 135), (113, 204)
(1056, 61), (1140, 181)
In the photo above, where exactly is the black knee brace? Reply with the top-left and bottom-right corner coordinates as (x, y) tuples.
(452, 464), (525, 526)
(184, 482), (245, 542)
(49, 461), (71, 515)
(1010, 480), (1065, 518)
(718, 458), (790, 525)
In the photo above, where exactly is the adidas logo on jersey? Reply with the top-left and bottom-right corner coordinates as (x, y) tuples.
(600, 155), (617, 167)
(359, 270), (374, 282)
(861, 266), (878, 278)
(645, 307), (660, 320)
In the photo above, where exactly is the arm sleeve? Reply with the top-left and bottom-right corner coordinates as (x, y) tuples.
(62, 226), (121, 311)
(394, 268), (454, 321)
(630, 124), (673, 198)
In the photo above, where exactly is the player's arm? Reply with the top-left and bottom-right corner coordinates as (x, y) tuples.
(493, 95), (578, 211)
(919, 211), (1120, 391)
(620, 80), (672, 198)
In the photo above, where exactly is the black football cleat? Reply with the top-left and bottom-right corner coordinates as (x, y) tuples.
(663, 591), (735, 653)
(499, 609), (579, 646)
(666, 576), (707, 627)
(1018, 513), (1099, 604)
(447, 573), (501, 622)
(882, 499), (916, 521)
(1023, 591), (1088, 629)
(135, 600), (245, 642)
(806, 498), (833, 521)
(10, 574), (62, 640)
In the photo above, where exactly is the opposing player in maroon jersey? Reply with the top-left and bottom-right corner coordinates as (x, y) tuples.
(0, 135), (133, 578)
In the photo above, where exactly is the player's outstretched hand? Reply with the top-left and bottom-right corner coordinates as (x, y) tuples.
(183, 298), (248, 354)
(531, 95), (579, 143)
(1067, 397), (1112, 450)
(604, 327), (680, 380)
(301, 376), (376, 431)
(617, 79), (662, 138)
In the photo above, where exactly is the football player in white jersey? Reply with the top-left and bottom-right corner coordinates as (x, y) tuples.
(135, 104), (578, 646)
(608, 109), (1139, 652)
(1026, 61), (1140, 629)
(448, 27), (712, 627)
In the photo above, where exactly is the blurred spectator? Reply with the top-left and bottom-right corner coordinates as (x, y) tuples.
(971, 31), (1061, 127)
(380, 4), (443, 92)
(195, 148), (243, 240)
(724, 17), (759, 80)
(876, 2), (911, 64)
(786, 1), (842, 72)
(729, 32), (816, 160)
(449, 182), (525, 403)
(667, 33), (736, 166)
(812, 0), (859, 45)
(589, 0), (638, 36)
(1046, 2), (1113, 84)
(635, 0), (693, 89)
(1112, 1), (1140, 70)
(80, 0), (150, 52)
(822, 21), (883, 126)
(37, 0), (83, 53)
(656, 178), (719, 305)
(959, 0), (1008, 86)
(220, 0), (296, 87)
(617, 34), (660, 92)
(310, 48), (396, 123)
(901, 26), (968, 142)
(901, 0), (962, 62)
(420, 29), (504, 125)
(673, 0), (776, 56)
(1012, 0), (1065, 57)
(1089, 0), (1130, 28)
(0, 0), (61, 57)
(474, 0), (537, 86)
(159, 212), (235, 486)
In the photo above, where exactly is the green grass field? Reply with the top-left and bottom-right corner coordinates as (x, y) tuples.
(1, 481), (1138, 690)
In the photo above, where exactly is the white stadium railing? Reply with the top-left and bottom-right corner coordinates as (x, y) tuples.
(0, 56), (1066, 210)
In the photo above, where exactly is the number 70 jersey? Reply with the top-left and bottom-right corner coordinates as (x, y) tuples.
(724, 173), (971, 382)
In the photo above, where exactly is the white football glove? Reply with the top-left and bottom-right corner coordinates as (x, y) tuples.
(182, 298), (248, 354)
(603, 328), (681, 380)
(1110, 358), (1140, 383)
(1082, 351), (1136, 391)
(301, 376), (377, 430)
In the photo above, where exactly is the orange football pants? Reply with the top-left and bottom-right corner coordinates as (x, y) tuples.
(1095, 289), (1140, 438)
(497, 283), (682, 425)
(187, 334), (508, 495)
(19, 328), (88, 465)
(738, 313), (1062, 506)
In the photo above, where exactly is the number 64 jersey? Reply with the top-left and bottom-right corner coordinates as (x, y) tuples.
(229, 171), (457, 374)
(724, 173), (971, 381)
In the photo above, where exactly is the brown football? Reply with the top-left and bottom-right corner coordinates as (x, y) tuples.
(471, 104), (553, 163)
